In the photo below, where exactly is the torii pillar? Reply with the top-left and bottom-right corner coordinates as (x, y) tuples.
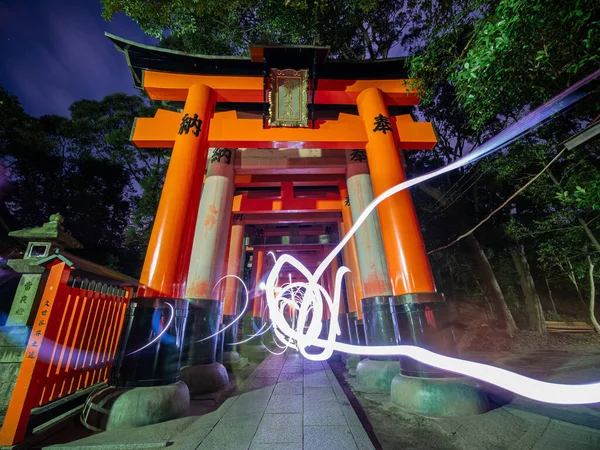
(180, 148), (237, 395)
(222, 214), (246, 365)
(138, 84), (215, 298)
(344, 150), (393, 347)
(357, 88), (487, 415)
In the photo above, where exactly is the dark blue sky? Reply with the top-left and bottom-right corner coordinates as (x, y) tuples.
(0, 0), (157, 117)
(1, 1), (408, 118)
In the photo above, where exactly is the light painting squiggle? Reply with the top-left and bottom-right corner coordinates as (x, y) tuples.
(124, 70), (600, 404)
(258, 69), (600, 405)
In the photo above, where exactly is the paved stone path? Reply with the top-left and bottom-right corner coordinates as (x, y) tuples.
(196, 351), (375, 450)
(47, 352), (375, 450)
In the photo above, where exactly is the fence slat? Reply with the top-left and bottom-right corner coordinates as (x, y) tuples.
(54, 286), (86, 399)
(0, 261), (133, 446)
(98, 290), (120, 380)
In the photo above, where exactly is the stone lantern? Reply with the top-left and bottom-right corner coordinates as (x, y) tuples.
(5, 213), (82, 327)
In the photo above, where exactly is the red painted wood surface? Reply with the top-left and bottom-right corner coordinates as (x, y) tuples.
(0, 262), (130, 446)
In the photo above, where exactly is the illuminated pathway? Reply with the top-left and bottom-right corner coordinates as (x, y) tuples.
(46, 350), (600, 449)
(195, 351), (374, 449)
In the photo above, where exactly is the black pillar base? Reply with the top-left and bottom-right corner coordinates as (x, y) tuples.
(391, 292), (458, 377)
(361, 296), (398, 361)
(181, 298), (223, 367)
(222, 314), (240, 352)
(355, 319), (366, 346)
(347, 312), (359, 345)
(109, 297), (188, 388)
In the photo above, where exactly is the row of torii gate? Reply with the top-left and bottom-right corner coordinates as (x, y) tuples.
(109, 34), (452, 388)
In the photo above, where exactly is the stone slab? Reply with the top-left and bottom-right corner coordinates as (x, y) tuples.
(253, 413), (303, 444)
(304, 402), (347, 426)
(266, 394), (303, 413)
(303, 425), (358, 450)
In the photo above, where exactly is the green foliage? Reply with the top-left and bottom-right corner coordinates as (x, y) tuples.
(0, 86), (165, 276)
(546, 310), (562, 322)
(102, 0), (406, 58)
(407, 0), (600, 129)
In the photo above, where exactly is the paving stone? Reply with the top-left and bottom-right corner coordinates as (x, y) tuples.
(249, 443), (303, 450)
(279, 371), (303, 382)
(266, 394), (303, 413)
(340, 403), (363, 428)
(349, 425), (376, 450)
(303, 387), (337, 404)
(217, 410), (263, 428)
(304, 372), (331, 388)
(256, 369), (282, 378)
(249, 376), (279, 390)
(253, 413), (303, 444)
(281, 365), (303, 373)
(273, 381), (303, 395)
(304, 402), (347, 426)
(304, 364), (325, 373)
(304, 425), (358, 450)
(198, 425), (257, 450)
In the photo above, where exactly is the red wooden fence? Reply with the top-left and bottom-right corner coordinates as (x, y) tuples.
(0, 260), (131, 445)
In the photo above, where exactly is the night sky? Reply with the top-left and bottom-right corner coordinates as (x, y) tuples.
(1, 1), (407, 118)
(0, 0), (157, 117)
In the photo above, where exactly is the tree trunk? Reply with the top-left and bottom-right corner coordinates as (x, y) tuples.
(566, 259), (587, 307)
(464, 234), (518, 335)
(544, 276), (558, 314)
(418, 183), (518, 334)
(510, 243), (547, 333)
(588, 257), (600, 334)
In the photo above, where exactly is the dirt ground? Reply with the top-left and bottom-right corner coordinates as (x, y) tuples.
(330, 317), (600, 450)
(455, 323), (600, 354)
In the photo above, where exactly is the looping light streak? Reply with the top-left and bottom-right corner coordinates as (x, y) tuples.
(126, 302), (174, 356)
(259, 70), (600, 405)
(195, 275), (249, 343)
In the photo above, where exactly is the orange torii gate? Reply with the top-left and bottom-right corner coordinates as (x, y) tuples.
(107, 35), (437, 302)
(104, 35), (461, 407)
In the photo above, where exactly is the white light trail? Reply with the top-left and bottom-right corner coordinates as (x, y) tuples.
(259, 71), (600, 405)
(126, 302), (174, 356)
(195, 275), (249, 343)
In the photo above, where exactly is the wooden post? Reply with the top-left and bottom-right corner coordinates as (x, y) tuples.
(357, 88), (435, 295)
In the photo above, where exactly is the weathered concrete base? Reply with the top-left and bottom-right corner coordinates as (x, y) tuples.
(345, 354), (361, 376)
(180, 362), (229, 397)
(391, 374), (490, 416)
(81, 381), (189, 431)
(223, 351), (249, 371)
(241, 344), (268, 362)
(356, 358), (400, 391)
(223, 350), (240, 364)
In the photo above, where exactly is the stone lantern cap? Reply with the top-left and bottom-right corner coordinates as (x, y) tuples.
(8, 213), (83, 250)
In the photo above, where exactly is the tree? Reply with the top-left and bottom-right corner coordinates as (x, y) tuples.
(405, 0), (600, 129)
(102, 0), (409, 58)
(0, 86), (165, 275)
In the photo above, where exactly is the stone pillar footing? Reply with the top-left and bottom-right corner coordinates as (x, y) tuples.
(241, 344), (269, 362)
(223, 350), (240, 364)
(180, 362), (229, 396)
(81, 381), (189, 431)
(391, 374), (489, 416)
(355, 358), (400, 391)
(345, 354), (361, 376)
(223, 350), (249, 371)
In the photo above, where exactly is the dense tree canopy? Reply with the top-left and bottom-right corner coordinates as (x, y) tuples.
(1, 0), (598, 331)
(0, 87), (166, 275)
